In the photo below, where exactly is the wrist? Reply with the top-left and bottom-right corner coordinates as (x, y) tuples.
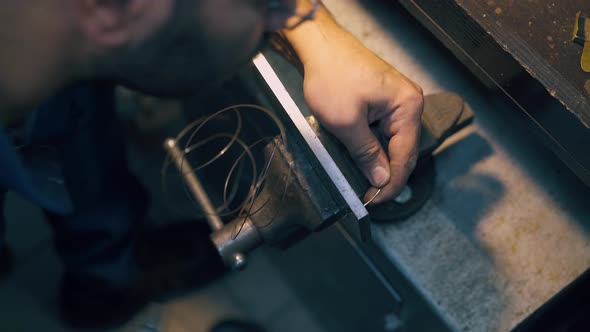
(281, 2), (346, 66)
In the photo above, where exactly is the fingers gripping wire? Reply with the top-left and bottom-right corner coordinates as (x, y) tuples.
(363, 188), (382, 207)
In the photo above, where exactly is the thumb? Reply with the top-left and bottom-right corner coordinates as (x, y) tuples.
(331, 121), (391, 188)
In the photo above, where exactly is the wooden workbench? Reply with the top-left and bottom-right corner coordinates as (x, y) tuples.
(399, 0), (590, 188)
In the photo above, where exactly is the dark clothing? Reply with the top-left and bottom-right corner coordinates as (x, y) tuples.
(0, 83), (147, 287)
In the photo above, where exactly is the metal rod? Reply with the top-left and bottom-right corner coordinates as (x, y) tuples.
(164, 138), (225, 231)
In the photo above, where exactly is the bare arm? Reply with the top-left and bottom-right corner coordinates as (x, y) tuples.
(281, 0), (424, 204)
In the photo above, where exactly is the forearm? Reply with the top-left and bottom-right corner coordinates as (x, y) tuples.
(276, 1), (424, 200)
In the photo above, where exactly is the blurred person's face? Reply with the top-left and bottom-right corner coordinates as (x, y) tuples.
(102, 0), (296, 97)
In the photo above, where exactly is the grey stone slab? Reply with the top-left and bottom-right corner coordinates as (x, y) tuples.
(321, 1), (590, 331)
(373, 125), (590, 331)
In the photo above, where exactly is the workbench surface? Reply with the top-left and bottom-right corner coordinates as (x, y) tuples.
(455, 0), (590, 126)
(323, 1), (590, 331)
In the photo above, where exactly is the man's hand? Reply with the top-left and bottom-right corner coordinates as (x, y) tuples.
(283, 3), (423, 204)
(303, 36), (423, 204)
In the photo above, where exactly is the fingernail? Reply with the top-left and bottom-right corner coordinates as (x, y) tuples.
(371, 165), (390, 187)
